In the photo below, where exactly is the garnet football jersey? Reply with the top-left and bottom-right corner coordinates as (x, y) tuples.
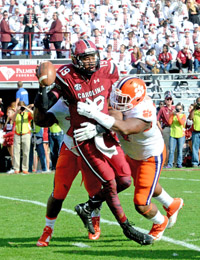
(55, 61), (119, 134)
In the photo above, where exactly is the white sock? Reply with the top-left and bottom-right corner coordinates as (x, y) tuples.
(154, 188), (174, 208)
(149, 210), (165, 224)
(46, 216), (56, 229)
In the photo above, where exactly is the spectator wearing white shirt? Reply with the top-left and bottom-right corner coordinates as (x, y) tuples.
(41, 5), (52, 26)
(102, 43), (115, 61)
(91, 26), (106, 48)
(168, 39), (178, 62)
(145, 47), (159, 72)
(179, 28), (194, 52)
(113, 43), (131, 73)
(107, 29), (122, 52)
(139, 30), (153, 56)
(162, 0), (172, 21)
(54, 0), (65, 15)
(96, 44), (105, 60)
(124, 29), (139, 48)
(70, 23), (81, 44)
(149, 23), (158, 44)
(121, 3), (130, 28)
(4, 0), (17, 18)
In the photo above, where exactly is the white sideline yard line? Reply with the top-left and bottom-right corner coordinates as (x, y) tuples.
(160, 176), (200, 182)
(0, 195), (200, 252)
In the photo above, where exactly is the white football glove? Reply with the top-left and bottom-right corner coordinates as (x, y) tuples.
(77, 98), (98, 119)
(77, 98), (115, 129)
(74, 122), (98, 142)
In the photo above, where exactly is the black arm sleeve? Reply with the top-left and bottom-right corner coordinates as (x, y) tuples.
(34, 86), (59, 113)
(96, 124), (108, 134)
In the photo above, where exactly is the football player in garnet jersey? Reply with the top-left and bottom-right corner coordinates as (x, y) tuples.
(74, 76), (184, 242)
(34, 40), (153, 246)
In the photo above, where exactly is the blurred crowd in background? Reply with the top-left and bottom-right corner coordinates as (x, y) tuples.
(1, 0), (200, 73)
(0, 80), (200, 174)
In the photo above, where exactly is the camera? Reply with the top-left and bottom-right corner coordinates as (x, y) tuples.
(176, 108), (180, 112)
(196, 103), (200, 109)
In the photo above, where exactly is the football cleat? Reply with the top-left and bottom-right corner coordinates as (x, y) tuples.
(22, 171), (29, 175)
(36, 226), (53, 247)
(163, 198), (184, 229)
(120, 219), (154, 245)
(75, 203), (95, 234)
(149, 215), (168, 241)
(88, 216), (101, 240)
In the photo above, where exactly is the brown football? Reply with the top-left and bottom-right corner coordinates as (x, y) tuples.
(38, 61), (56, 86)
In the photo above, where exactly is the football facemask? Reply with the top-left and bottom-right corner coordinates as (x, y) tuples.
(111, 77), (146, 112)
(71, 39), (100, 75)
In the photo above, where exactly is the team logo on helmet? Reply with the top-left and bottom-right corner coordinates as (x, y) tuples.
(134, 83), (145, 99)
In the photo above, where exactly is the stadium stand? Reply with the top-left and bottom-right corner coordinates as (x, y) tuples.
(1, 0), (200, 113)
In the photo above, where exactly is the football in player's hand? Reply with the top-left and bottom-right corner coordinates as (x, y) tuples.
(37, 61), (56, 86)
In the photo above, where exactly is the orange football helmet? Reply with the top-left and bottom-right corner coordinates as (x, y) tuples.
(111, 76), (146, 111)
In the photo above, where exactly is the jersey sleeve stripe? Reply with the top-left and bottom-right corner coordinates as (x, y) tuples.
(56, 73), (69, 87)
(110, 62), (115, 74)
(83, 39), (91, 48)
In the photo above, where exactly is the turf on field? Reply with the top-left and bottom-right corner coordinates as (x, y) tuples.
(0, 169), (200, 260)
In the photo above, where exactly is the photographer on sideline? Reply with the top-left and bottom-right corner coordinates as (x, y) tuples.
(10, 101), (33, 174)
(188, 97), (200, 167)
(166, 103), (186, 168)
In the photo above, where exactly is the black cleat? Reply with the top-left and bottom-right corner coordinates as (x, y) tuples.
(120, 220), (154, 245)
(75, 203), (95, 234)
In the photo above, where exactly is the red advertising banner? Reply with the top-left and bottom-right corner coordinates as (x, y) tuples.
(0, 64), (62, 82)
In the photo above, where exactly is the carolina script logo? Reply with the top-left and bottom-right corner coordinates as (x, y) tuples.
(0, 67), (15, 80)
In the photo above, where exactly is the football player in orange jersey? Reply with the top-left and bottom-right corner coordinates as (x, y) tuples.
(75, 76), (184, 241)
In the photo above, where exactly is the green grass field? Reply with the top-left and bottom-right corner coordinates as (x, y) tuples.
(0, 169), (200, 260)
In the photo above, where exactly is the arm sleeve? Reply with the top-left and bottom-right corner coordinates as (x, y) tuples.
(16, 90), (20, 99)
(0, 111), (4, 117)
(34, 86), (61, 112)
(177, 114), (186, 126)
(157, 107), (162, 121)
(1, 21), (11, 33)
(23, 15), (26, 25)
(158, 53), (162, 62)
(49, 20), (62, 33)
(168, 113), (174, 125)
